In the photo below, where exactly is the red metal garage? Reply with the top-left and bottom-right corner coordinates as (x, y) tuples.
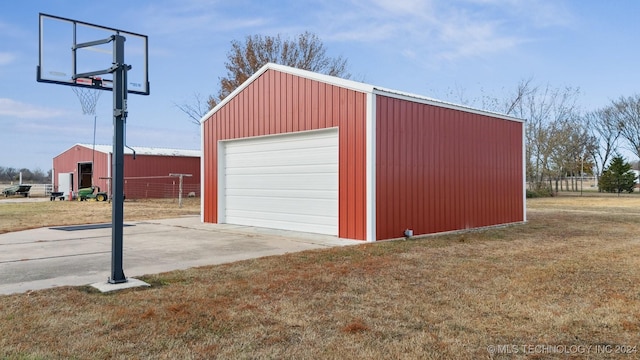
(53, 144), (200, 200)
(201, 63), (525, 241)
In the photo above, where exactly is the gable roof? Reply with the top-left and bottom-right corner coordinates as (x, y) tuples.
(74, 144), (200, 157)
(200, 63), (524, 124)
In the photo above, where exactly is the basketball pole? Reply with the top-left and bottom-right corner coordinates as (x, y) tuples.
(39, 13), (150, 288)
(75, 34), (128, 283)
(110, 34), (128, 284)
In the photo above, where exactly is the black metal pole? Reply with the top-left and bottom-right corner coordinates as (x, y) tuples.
(109, 35), (127, 284)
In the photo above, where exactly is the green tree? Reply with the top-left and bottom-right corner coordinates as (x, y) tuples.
(598, 155), (637, 194)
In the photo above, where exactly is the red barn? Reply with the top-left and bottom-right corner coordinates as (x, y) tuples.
(53, 144), (200, 200)
(200, 63), (525, 241)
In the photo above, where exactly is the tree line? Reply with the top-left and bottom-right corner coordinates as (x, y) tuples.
(0, 167), (51, 183)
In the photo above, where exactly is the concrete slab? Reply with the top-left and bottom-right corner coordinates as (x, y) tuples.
(0, 215), (360, 295)
(90, 278), (150, 293)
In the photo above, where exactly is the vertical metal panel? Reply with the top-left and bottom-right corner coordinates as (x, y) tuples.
(201, 69), (368, 240)
(375, 95), (524, 240)
(354, 92), (367, 240)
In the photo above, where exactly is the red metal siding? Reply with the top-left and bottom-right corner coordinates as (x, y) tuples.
(53, 145), (110, 194)
(376, 95), (523, 240)
(53, 145), (200, 199)
(123, 155), (200, 199)
(202, 69), (368, 240)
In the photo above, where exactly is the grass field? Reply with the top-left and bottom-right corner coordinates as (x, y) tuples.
(0, 197), (200, 234)
(1, 195), (639, 358)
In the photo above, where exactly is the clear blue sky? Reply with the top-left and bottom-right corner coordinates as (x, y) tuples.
(1, 0), (638, 170)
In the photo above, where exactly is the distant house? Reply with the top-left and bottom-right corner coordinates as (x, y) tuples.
(53, 144), (200, 199)
(200, 63), (525, 241)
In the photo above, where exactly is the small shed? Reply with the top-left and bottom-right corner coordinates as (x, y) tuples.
(53, 144), (200, 199)
(200, 63), (525, 241)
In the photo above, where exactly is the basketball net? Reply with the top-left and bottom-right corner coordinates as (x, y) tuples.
(72, 86), (102, 116)
(72, 86), (103, 188)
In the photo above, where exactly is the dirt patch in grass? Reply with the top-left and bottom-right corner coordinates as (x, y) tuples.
(1, 196), (640, 358)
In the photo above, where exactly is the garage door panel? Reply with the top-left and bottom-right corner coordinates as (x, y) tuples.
(226, 163), (337, 175)
(226, 173), (337, 190)
(226, 210), (336, 234)
(227, 212), (336, 229)
(227, 196), (338, 215)
(226, 148), (337, 168)
(226, 188), (336, 199)
(226, 134), (336, 154)
(222, 129), (338, 236)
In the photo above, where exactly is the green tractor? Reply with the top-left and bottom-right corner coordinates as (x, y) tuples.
(77, 186), (109, 202)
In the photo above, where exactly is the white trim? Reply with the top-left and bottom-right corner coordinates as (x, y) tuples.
(200, 121), (205, 223)
(217, 126), (339, 143)
(200, 63), (374, 124)
(522, 120), (527, 222)
(267, 63), (374, 93)
(217, 140), (226, 224)
(366, 92), (376, 242)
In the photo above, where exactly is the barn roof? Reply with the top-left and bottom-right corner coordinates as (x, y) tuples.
(200, 63), (524, 124)
(74, 144), (200, 157)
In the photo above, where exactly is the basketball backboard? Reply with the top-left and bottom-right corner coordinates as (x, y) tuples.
(37, 13), (149, 95)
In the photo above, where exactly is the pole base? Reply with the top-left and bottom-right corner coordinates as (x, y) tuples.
(92, 278), (150, 293)
(108, 276), (128, 284)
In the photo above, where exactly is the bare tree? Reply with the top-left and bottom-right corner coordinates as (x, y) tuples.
(613, 94), (640, 160)
(502, 77), (535, 116)
(0, 166), (50, 183)
(177, 32), (350, 124)
(174, 93), (213, 126)
(213, 32), (350, 108)
(438, 79), (583, 191)
(548, 117), (597, 191)
(439, 77), (534, 115)
(511, 84), (582, 190)
(584, 106), (621, 178)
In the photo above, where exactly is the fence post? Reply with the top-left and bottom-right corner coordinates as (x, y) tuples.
(169, 173), (192, 208)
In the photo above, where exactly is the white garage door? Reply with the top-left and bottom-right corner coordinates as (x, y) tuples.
(221, 129), (338, 235)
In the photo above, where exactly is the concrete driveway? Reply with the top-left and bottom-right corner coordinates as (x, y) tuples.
(0, 216), (357, 295)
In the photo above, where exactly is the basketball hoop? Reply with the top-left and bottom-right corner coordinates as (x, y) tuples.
(72, 77), (104, 189)
(72, 77), (103, 115)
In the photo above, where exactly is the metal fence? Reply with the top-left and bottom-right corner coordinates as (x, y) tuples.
(122, 178), (200, 199)
(0, 183), (53, 197)
(1, 182), (201, 199)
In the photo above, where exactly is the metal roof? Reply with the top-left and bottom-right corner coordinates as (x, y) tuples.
(75, 144), (201, 157)
(371, 86), (524, 123)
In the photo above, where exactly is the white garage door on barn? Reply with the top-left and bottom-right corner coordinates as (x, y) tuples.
(219, 128), (339, 235)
